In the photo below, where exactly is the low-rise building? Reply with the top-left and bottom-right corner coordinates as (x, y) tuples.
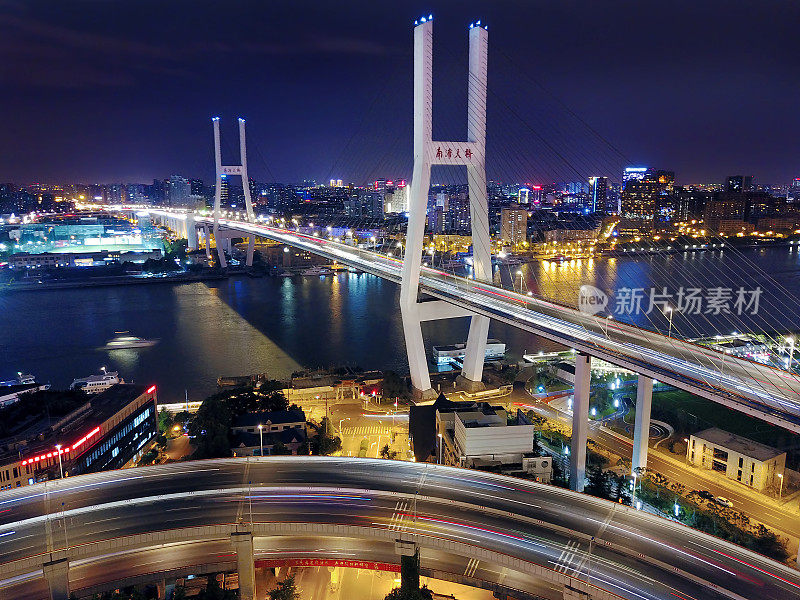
(0, 384), (157, 492)
(688, 428), (785, 492)
(432, 339), (506, 365)
(436, 402), (536, 468)
(230, 409), (307, 456)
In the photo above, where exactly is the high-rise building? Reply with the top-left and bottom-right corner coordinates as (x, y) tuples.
(189, 179), (204, 196)
(166, 175), (191, 207)
(620, 179), (662, 220)
(588, 176), (608, 214)
(726, 175), (754, 193)
(500, 207), (528, 247)
(623, 167), (648, 183)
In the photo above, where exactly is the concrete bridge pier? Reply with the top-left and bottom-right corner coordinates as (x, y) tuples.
(203, 225), (212, 259)
(246, 236), (255, 267)
(187, 217), (198, 251)
(42, 557), (70, 600)
(631, 374), (654, 475)
(231, 531), (255, 600)
(569, 353), (592, 492)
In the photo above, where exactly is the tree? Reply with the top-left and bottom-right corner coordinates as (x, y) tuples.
(158, 407), (174, 434)
(189, 394), (233, 459)
(196, 573), (236, 600)
(268, 575), (300, 600)
(382, 370), (406, 400)
(380, 444), (398, 460)
(271, 441), (291, 455)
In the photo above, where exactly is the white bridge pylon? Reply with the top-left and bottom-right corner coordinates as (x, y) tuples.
(400, 17), (492, 398)
(211, 116), (256, 268)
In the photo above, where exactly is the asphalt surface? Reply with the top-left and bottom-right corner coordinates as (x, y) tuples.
(2, 458), (800, 600)
(151, 211), (800, 432)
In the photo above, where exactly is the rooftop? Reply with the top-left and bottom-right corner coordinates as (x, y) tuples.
(693, 427), (784, 462)
(0, 384), (150, 464)
(232, 409), (306, 428)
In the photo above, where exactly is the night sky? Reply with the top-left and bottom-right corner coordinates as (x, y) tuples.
(1, 0), (798, 186)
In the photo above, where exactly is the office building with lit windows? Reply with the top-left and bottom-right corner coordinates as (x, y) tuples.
(0, 384), (157, 492)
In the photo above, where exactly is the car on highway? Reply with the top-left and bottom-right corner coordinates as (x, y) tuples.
(715, 496), (734, 508)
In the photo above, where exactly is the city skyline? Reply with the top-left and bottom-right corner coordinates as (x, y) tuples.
(1, 0), (799, 185)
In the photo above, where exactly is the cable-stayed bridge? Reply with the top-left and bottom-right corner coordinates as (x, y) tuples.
(125, 16), (800, 494)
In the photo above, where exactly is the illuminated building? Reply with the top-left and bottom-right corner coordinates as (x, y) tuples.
(588, 176), (608, 213)
(726, 175), (754, 193)
(500, 207), (527, 246)
(0, 384), (157, 491)
(623, 166), (648, 183)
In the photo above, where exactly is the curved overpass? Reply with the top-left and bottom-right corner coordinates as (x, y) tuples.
(1, 458), (799, 600)
(145, 209), (800, 433)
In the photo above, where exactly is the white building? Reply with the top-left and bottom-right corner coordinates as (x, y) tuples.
(433, 339), (505, 365)
(436, 403), (535, 468)
(688, 428), (785, 492)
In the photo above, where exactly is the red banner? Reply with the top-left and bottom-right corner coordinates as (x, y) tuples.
(255, 558), (400, 572)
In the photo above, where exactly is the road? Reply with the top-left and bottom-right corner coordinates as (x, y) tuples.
(516, 393), (800, 542)
(147, 211), (800, 432)
(2, 458), (800, 600)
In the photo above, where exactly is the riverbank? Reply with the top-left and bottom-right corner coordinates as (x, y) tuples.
(0, 271), (227, 292)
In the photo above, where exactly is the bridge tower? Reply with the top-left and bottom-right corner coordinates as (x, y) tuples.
(211, 117), (256, 268)
(401, 16), (492, 398)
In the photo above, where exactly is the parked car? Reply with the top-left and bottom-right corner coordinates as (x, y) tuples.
(714, 496), (734, 508)
(693, 490), (715, 501)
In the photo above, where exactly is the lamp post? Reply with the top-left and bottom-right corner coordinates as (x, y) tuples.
(437, 433), (443, 465)
(55, 444), (63, 479)
(258, 424), (263, 457)
(339, 417), (350, 435)
(778, 473), (784, 500)
(665, 307), (673, 337)
(515, 270), (523, 293)
(683, 437), (690, 464)
(787, 337), (795, 372)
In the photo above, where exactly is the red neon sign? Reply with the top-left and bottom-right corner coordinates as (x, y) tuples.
(21, 426), (101, 466)
(146, 385), (156, 394)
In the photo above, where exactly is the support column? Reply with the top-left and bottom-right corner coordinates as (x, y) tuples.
(399, 18), (435, 399)
(231, 532), (255, 600)
(570, 353), (591, 492)
(631, 374), (653, 475)
(460, 23), (491, 388)
(246, 236), (255, 267)
(42, 557), (69, 600)
(187, 215), (198, 250)
(211, 117), (227, 269)
(203, 225), (212, 259)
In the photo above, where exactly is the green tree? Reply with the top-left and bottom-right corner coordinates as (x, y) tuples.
(271, 441), (291, 455)
(380, 444), (398, 460)
(189, 394), (233, 459)
(158, 407), (174, 434)
(585, 466), (611, 500)
(382, 371), (406, 399)
(196, 573), (236, 600)
(268, 575), (300, 600)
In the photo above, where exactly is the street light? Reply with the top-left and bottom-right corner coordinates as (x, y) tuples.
(778, 473), (784, 499)
(258, 424), (263, 457)
(339, 417), (350, 434)
(55, 444), (63, 479)
(787, 337), (795, 372)
(437, 433), (443, 465)
(664, 306), (673, 337)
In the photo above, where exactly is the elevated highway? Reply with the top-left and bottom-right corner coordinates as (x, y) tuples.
(2, 458), (799, 600)
(147, 210), (800, 433)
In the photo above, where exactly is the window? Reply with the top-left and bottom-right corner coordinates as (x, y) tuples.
(737, 470), (742, 481)
(751, 463), (755, 472)
(738, 457), (743, 468)
(750, 474), (754, 485)
(713, 448), (729, 461)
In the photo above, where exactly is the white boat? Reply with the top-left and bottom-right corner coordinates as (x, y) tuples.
(102, 332), (158, 350)
(70, 370), (123, 394)
(302, 266), (333, 276)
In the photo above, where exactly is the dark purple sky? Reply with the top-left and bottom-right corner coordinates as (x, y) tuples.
(0, 0), (798, 186)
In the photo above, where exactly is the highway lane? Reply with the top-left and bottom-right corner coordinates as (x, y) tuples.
(2, 459), (800, 600)
(160, 212), (800, 432)
(4, 537), (563, 600)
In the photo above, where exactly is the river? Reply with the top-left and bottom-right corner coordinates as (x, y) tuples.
(1, 245), (799, 404)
